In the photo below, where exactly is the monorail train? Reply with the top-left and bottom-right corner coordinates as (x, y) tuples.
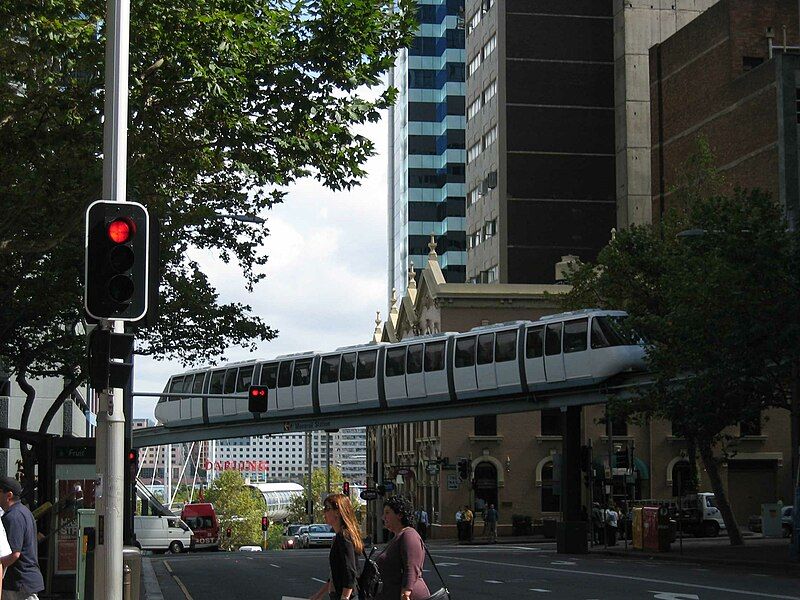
(154, 309), (646, 428)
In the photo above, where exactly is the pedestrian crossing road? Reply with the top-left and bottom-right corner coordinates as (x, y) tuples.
(149, 543), (800, 600)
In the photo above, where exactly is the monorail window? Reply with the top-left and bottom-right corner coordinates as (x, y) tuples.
(386, 347), (406, 377)
(455, 336), (476, 368)
(260, 364), (278, 388)
(407, 344), (423, 374)
(192, 373), (206, 394)
(277, 362), (293, 388)
(563, 319), (588, 353)
(340, 353), (356, 381)
(223, 369), (237, 394)
(424, 341), (445, 372)
(591, 316), (629, 348)
(357, 350), (378, 379)
(181, 376), (193, 393)
(293, 359), (312, 386)
(209, 371), (225, 395)
(495, 330), (517, 362)
(477, 333), (494, 365)
(168, 377), (184, 401)
(526, 327), (544, 358)
(320, 356), (340, 384)
(236, 366), (254, 392)
(545, 323), (562, 356)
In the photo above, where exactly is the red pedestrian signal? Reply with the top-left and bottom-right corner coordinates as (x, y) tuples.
(261, 516), (269, 531)
(342, 481), (350, 496)
(248, 385), (268, 412)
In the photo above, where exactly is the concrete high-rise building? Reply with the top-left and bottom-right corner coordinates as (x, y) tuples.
(388, 0), (468, 299)
(464, 0), (717, 284)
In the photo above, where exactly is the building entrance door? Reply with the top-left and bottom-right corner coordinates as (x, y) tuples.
(473, 461), (498, 515)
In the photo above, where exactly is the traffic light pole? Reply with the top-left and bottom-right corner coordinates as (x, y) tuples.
(94, 0), (130, 597)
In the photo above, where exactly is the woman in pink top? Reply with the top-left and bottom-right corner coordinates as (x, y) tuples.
(375, 496), (430, 600)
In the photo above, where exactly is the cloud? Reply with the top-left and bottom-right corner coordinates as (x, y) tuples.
(134, 113), (390, 421)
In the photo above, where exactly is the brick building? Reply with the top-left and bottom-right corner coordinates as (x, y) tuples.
(650, 0), (800, 225)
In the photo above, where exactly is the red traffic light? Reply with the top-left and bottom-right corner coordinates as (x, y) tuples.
(107, 217), (135, 244)
(251, 387), (266, 397)
(248, 385), (269, 412)
(128, 450), (137, 462)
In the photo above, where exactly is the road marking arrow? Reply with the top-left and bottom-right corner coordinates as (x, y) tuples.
(649, 592), (700, 600)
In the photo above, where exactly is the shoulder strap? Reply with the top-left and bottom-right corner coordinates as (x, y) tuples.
(422, 543), (449, 593)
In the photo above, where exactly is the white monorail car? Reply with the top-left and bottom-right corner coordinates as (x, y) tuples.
(154, 310), (645, 427)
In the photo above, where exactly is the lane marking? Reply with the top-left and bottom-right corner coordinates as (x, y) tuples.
(436, 562), (459, 566)
(484, 580), (504, 584)
(650, 593), (699, 600)
(529, 589), (551, 593)
(431, 554), (800, 599)
(449, 574), (464, 578)
(311, 577), (327, 584)
(550, 561), (576, 565)
(270, 563), (281, 568)
(173, 575), (195, 600)
(164, 561), (173, 574)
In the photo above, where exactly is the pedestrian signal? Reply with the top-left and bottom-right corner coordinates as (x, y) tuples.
(248, 385), (268, 412)
(342, 481), (350, 496)
(261, 515), (269, 531)
(457, 459), (470, 480)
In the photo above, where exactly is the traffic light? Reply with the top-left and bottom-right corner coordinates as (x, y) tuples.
(85, 200), (150, 321)
(261, 515), (269, 532)
(458, 459), (470, 481)
(342, 481), (350, 496)
(248, 385), (269, 412)
(89, 328), (134, 390)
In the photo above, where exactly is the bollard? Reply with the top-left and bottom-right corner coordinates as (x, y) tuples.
(123, 564), (131, 600)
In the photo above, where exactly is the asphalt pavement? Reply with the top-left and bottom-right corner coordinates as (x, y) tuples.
(146, 542), (800, 600)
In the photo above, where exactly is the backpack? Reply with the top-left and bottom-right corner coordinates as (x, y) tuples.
(358, 546), (383, 600)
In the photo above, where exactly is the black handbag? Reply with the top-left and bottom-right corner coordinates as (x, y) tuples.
(357, 546), (383, 600)
(420, 543), (451, 600)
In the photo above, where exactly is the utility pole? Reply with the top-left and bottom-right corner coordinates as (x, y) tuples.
(376, 425), (384, 543)
(326, 431), (331, 496)
(94, 0), (130, 596)
(305, 431), (313, 523)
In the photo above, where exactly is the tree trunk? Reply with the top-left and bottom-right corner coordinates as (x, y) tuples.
(686, 437), (699, 493)
(38, 376), (84, 435)
(698, 441), (744, 546)
(14, 371), (38, 501)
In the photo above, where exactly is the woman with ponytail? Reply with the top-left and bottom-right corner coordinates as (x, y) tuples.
(310, 493), (362, 600)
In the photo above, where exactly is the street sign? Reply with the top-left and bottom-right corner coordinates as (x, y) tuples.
(427, 464), (439, 475)
(360, 489), (380, 501)
(447, 475), (460, 490)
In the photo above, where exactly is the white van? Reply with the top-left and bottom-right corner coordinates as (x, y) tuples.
(134, 515), (194, 553)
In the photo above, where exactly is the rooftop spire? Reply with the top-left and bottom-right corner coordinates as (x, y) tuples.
(428, 233), (438, 261)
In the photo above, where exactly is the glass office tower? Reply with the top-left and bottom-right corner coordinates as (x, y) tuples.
(388, 0), (467, 298)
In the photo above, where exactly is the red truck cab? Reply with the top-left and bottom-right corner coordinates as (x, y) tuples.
(181, 503), (220, 551)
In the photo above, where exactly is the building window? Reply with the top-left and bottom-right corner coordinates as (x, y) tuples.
(541, 461), (560, 512)
(482, 34), (496, 61)
(742, 56), (764, 72)
(541, 408), (562, 436)
(740, 414), (762, 437)
(482, 80), (496, 104)
(482, 0), (494, 14)
(467, 10), (481, 35)
(482, 125), (497, 149)
(467, 141), (481, 163)
(468, 186), (480, 206)
(467, 97), (481, 121)
(483, 219), (497, 239)
(467, 54), (481, 78)
(474, 414), (497, 436)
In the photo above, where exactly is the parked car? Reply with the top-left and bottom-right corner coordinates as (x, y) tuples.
(297, 525), (310, 548)
(134, 515), (194, 554)
(282, 524), (305, 550)
(181, 503), (220, 551)
(305, 524), (336, 547)
(782, 506), (793, 537)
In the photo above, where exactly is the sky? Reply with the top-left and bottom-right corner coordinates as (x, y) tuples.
(133, 112), (390, 421)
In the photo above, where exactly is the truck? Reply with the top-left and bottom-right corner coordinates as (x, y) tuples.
(677, 492), (727, 537)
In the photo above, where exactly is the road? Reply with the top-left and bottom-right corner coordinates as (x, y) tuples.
(149, 543), (800, 600)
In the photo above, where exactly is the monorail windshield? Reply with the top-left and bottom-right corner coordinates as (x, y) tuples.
(591, 316), (641, 348)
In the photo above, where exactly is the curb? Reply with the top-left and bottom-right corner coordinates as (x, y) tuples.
(141, 557), (164, 600)
(592, 548), (800, 576)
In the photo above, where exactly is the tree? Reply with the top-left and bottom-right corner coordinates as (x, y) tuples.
(285, 466), (348, 523)
(0, 0), (415, 490)
(205, 470), (264, 549)
(563, 138), (800, 545)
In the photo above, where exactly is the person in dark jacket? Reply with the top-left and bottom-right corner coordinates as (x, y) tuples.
(375, 496), (430, 600)
(310, 493), (362, 600)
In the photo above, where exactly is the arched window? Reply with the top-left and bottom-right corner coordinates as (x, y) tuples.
(541, 461), (560, 512)
(671, 460), (692, 497)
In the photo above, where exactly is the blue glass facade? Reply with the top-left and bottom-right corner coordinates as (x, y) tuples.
(388, 0), (467, 298)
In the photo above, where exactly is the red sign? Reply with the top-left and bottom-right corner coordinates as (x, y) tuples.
(203, 460), (269, 472)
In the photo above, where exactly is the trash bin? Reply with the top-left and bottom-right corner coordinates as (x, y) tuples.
(761, 503), (783, 538)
